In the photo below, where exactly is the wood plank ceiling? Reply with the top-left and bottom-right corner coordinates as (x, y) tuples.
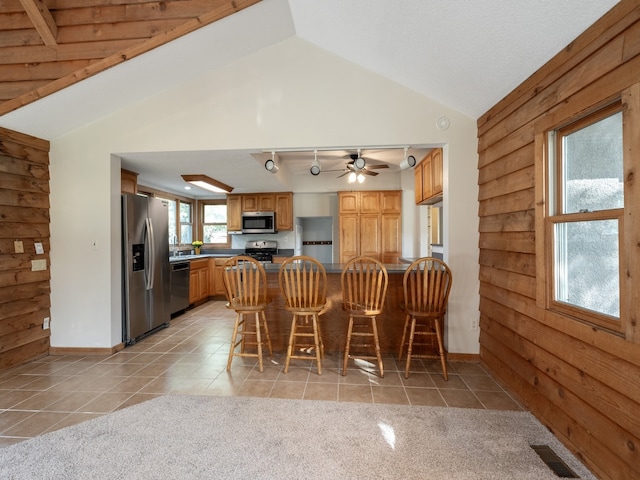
(0, 0), (261, 117)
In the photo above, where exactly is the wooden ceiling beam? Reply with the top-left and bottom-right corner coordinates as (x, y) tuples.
(0, 0), (262, 116)
(18, 0), (57, 46)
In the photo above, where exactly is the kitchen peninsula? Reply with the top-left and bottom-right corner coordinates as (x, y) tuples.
(175, 252), (416, 356)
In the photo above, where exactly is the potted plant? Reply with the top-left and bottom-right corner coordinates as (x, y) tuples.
(192, 240), (203, 255)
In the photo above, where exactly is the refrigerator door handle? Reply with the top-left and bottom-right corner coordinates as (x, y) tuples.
(145, 217), (155, 290)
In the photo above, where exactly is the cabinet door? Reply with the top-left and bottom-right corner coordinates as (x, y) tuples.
(227, 195), (242, 232)
(339, 192), (359, 214)
(360, 192), (380, 214)
(339, 214), (359, 263)
(381, 191), (401, 214)
(275, 193), (293, 231)
(198, 268), (209, 301)
(359, 214), (381, 260)
(381, 214), (401, 264)
(258, 194), (275, 211)
(422, 154), (433, 201)
(189, 270), (199, 304)
(242, 195), (258, 212)
(214, 258), (230, 296)
(208, 258), (216, 296)
(431, 148), (443, 196)
(414, 162), (424, 204)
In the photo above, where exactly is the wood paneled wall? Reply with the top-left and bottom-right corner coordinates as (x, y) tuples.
(477, 2), (640, 479)
(0, 127), (50, 368)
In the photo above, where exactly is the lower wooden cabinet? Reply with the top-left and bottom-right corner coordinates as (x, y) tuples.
(213, 258), (230, 296)
(189, 259), (209, 305)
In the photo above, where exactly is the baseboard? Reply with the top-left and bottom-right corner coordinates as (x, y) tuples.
(49, 343), (125, 356)
(447, 353), (481, 362)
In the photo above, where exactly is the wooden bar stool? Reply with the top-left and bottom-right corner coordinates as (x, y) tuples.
(341, 256), (388, 377)
(222, 256), (273, 373)
(398, 257), (452, 380)
(278, 256), (327, 374)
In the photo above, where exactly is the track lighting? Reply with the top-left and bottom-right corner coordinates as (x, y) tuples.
(399, 147), (417, 170)
(310, 150), (321, 176)
(265, 151), (279, 173)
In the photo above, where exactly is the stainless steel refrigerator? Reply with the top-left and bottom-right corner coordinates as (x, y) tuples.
(122, 194), (170, 344)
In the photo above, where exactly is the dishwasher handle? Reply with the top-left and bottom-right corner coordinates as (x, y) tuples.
(172, 262), (190, 272)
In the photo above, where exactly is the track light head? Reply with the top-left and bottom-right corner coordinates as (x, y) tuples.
(265, 152), (279, 173)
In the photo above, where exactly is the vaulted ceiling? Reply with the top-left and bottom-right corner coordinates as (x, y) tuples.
(0, 0), (621, 195)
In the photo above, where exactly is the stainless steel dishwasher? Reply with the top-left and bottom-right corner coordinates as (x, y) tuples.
(170, 261), (190, 315)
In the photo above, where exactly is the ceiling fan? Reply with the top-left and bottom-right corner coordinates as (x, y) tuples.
(335, 150), (389, 178)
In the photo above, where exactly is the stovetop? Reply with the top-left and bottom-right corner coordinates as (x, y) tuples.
(244, 240), (277, 263)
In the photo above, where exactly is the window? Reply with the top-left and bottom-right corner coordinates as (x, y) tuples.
(179, 202), (193, 245)
(201, 200), (230, 246)
(546, 102), (623, 331)
(157, 195), (194, 248)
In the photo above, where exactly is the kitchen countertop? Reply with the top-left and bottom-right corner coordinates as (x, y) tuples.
(169, 254), (410, 273)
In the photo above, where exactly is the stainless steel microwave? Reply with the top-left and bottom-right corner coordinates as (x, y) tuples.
(242, 211), (277, 234)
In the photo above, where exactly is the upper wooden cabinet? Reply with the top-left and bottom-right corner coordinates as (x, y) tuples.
(275, 192), (293, 231)
(338, 191), (402, 263)
(227, 195), (242, 232)
(121, 169), (138, 194)
(415, 148), (443, 205)
(227, 192), (293, 232)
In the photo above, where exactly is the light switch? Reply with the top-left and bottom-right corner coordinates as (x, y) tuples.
(35, 242), (44, 254)
(31, 259), (47, 271)
(14, 240), (24, 253)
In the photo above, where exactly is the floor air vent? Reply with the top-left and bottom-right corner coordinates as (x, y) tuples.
(531, 445), (579, 478)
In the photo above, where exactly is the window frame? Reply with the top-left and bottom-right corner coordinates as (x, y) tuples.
(198, 199), (231, 248)
(138, 186), (194, 248)
(546, 102), (624, 332)
(536, 92), (638, 343)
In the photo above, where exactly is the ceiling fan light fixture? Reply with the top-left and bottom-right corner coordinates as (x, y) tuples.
(347, 172), (357, 183)
(265, 151), (279, 173)
(181, 174), (234, 193)
(357, 173), (365, 183)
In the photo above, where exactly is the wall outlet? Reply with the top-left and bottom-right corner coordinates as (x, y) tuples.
(470, 318), (479, 330)
(43, 317), (50, 330)
(31, 259), (47, 271)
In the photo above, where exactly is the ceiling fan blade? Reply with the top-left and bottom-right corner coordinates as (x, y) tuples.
(362, 169), (379, 176)
(365, 164), (389, 169)
(337, 171), (350, 178)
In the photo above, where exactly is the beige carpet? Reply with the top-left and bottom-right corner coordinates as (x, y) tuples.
(0, 395), (596, 479)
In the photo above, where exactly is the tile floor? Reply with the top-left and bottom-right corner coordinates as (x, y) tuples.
(0, 301), (523, 447)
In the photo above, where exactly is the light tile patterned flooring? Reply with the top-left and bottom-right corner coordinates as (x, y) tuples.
(0, 301), (523, 447)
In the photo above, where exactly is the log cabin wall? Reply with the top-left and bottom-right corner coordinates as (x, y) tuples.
(477, 2), (640, 479)
(0, 127), (51, 368)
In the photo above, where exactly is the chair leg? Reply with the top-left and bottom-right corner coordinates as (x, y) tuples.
(434, 318), (448, 381)
(260, 310), (273, 356)
(227, 313), (241, 371)
(254, 312), (263, 373)
(311, 314), (322, 375)
(398, 313), (410, 361)
(404, 317), (417, 379)
(370, 316), (384, 378)
(284, 315), (298, 374)
(342, 316), (354, 376)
